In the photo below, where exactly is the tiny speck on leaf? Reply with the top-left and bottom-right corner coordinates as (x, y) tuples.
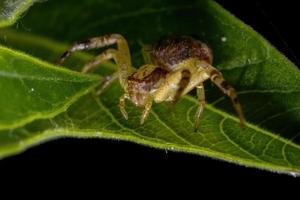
(221, 36), (227, 42)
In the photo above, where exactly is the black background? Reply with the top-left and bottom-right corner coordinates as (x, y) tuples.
(1, 0), (300, 189)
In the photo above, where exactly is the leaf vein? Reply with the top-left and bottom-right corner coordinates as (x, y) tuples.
(94, 97), (167, 144)
(258, 106), (300, 126)
(150, 110), (195, 146)
(183, 95), (300, 150)
(219, 117), (263, 162)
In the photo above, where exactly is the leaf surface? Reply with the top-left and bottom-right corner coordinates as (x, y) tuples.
(0, 45), (100, 129)
(1, 0), (300, 175)
(0, 0), (37, 27)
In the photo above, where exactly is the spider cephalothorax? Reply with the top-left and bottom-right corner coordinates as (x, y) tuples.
(59, 34), (245, 129)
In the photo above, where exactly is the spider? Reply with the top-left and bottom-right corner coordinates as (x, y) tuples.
(58, 34), (245, 130)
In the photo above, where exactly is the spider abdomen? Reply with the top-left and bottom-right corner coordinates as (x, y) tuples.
(150, 36), (213, 70)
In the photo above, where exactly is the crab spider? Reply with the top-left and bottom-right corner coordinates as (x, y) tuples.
(58, 34), (245, 130)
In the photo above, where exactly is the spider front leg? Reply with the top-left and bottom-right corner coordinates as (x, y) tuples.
(58, 34), (130, 64)
(58, 34), (134, 90)
(80, 49), (119, 95)
(81, 49), (118, 73)
(59, 34), (136, 121)
(208, 67), (246, 127)
(140, 95), (153, 125)
(119, 93), (153, 124)
(119, 93), (129, 120)
(194, 83), (205, 131)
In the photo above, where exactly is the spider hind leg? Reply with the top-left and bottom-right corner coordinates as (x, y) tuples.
(194, 83), (205, 131)
(209, 68), (246, 127)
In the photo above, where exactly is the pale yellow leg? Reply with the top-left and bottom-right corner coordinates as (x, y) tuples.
(194, 83), (205, 131)
(140, 96), (153, 125)
(81, 49), (118, 73)
(173, 69), (191, 104)
(141, 44), (153, 64)
(119, 93), (129, 120)
(58, 34), (134, 91)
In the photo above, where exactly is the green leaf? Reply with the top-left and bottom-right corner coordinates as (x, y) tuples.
(1, 0), (300, 175)
(0, 45), (100, 130)
(0, 0), (37, 28)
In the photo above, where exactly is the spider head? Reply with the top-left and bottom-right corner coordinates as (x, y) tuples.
(150, 36), (213, 70)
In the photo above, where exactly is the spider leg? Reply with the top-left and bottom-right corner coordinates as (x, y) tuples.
(95, 72), (118, 96)
(208, 66), (246, 127)
(140, 96), (153, 125)
(153, 70), (182, 103)
(58, 34), (134, 90)
(119, 93), (129, 120)
(194, 83), (205, 131)
(141, 44), (153, 64)
(58, 34), (130, 64)
(172, 69), (191, 104)
(81, 49), (118, 73)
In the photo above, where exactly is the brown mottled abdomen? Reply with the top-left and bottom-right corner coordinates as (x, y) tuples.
(150, 36), (213, 70)
(127, 66), (168, 106)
